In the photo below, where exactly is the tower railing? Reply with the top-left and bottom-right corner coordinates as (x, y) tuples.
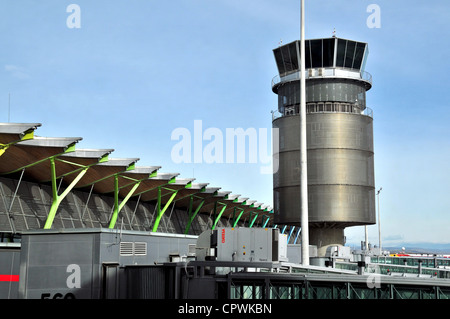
(271, 67), (372, 88)
(272, 103), (373, 121)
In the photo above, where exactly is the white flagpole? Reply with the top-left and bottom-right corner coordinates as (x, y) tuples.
(300, 0), (309, 266)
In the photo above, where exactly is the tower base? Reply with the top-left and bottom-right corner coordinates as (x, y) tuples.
(309, 228), (345, 257)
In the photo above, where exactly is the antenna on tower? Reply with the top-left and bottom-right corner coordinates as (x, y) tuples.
(332, 28), (336, 38)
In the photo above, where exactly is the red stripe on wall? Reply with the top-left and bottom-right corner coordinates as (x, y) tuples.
(0, 275), (19, 282)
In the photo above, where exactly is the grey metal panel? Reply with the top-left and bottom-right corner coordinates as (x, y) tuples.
(275, 149), (374, 187)
(0, 123), (41, 135)
(273, 112), (375, 227)
(60, 148), (114, 159)
(274, 185), (375, 226)
(0, 248), (20, 298)
(308, 149), (375, 186)
(18, 232), (98, 299)
(16, 136), (82, 148)
(307, 113), (373, 151)
(275, 113), (373, 153)
(213, 227), (275, 262)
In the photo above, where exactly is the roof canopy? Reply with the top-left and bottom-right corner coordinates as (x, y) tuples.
(0, 122), (273, 229)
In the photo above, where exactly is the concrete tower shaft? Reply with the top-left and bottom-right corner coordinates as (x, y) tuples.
(271, 37), (376, 254)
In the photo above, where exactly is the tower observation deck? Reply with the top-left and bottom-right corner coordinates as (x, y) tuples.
(272, 37), (375, 256)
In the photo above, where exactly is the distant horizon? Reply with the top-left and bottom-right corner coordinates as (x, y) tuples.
(345, 241), (450, 254)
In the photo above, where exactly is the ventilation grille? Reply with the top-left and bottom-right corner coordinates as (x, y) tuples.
(120, 242), (147, 256)
(134, 242), (147, 256)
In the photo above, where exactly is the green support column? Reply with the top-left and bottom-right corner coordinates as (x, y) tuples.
(249, 213), (258, 228)
(152, 187), (178, 232)
(157, 186), (161, 217)
(246, 212), (254, 227)
(184, 195), (194, 233)
(263, 215), (270, 228)
(0, 144), (10, 157)
(232, 208), (244, 227)
(187, 195), (194, 219)
(212, 202), (217, 226)
(211, 203), (227, 230)
(44, 158), (89, 229)
(108, 175), (141, 229)
(184, 198), (205, 234)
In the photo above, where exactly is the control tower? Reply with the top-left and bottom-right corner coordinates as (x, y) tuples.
(271, 37), (375, 256)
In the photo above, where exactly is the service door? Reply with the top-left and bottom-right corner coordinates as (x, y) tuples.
(102, 263), (119, 299)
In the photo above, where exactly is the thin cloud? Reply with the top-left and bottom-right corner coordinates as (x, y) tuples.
(5, 64), (31, 80)
(383, 234), (404, 242)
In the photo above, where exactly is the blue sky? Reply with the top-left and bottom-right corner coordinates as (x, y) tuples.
(0, 1), (449, 247)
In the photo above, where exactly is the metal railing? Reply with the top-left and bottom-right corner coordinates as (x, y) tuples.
(272, 104), (373, 121)
(271, 67), (372, 88)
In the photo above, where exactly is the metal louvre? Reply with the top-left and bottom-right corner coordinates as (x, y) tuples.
(119, 242), (147, 256)
(119, 242), (134, 256)
(133, 242), (147, 256)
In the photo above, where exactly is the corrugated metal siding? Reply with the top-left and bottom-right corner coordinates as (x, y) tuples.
(125, 266), (172, 299)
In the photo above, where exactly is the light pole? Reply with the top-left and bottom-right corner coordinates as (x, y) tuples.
(377, 187), (382, 253)
(299, 0), (309, 266)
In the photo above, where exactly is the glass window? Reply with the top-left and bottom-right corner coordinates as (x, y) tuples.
(344, 40), (356, 68)
(322, 38), (335, 67)
(305, 40), (312, 69)
(289, 42), (299, 70)
(353, 42), (366, 70)
(274, 49), (285, 74)
(281, 45), (294, 73)
(310, 39), (322, 68)
(336, 39), (346, 67)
